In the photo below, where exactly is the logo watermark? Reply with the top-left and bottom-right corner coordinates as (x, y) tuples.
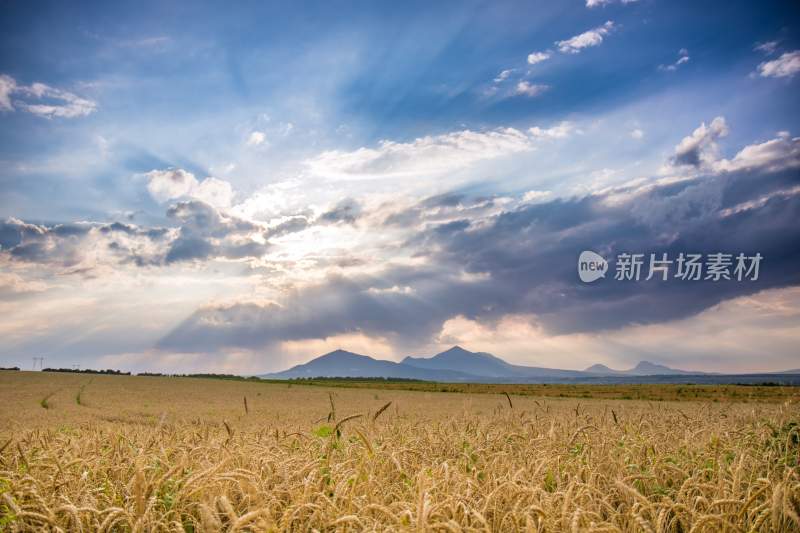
(578, 250), (608, 283)
(578, 251), (762, 283)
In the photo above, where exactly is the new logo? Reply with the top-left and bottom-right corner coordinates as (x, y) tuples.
(578, 250), (608, 283)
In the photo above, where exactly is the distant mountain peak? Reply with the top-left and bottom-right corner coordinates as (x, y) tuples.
(632, 361), (676, 373)
(262, 348), (477, 381)
(440, 345), (470, 355)
(319, 349), (365, 359)
(583, 360), (702, 376)
(585, 363), (622, 374)
(435, 346), (505, 361)
(263, 348), (714, 383)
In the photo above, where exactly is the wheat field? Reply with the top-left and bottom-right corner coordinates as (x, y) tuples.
(0, 371), (798, 532)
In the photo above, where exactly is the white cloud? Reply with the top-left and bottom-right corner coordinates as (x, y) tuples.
(307, 127), (537, 179)
(754, 40), (779, 55)
(714, 131), (800, 173)
(436, 287), (800, 373)
(758, 50), (800, 78)
(493, 69), (514, 83)
(145, 168), (234, 208)
(671, 116), (729, 168)
(0, 272), (48, 294)
(146, 168), (197, 203)
(669, 118), (800, 174)
(630, 128), (644, 139)
(0, 74), (16, 111)
(528, 121), (575, 139)
(586, 0), (638, 7)
(192, 177), (235, 209)
(527, 51), (550, 65)
(659, 48), (690, 72)
(556, 21), (614, 54)
(367, 285), (415, 295)
(515, 81), (549, 97)
(0, 74), (96, 118)
(719, 185), (800, 218)
(246, 130), (267, 146)
(521, 190), (551, 203)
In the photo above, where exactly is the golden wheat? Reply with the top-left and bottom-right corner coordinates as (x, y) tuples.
(0, 371), (798, 531)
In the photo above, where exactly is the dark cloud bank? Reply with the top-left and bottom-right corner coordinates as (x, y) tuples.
(3, 132), (799, 355)
(158, 152), (800, 353)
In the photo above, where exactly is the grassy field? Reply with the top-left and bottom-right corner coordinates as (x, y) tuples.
(0, 370), (799, 531)
(277, 378), (800, 403)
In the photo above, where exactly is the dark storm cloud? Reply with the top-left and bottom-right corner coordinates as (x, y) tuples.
(427, 168), (800, 333)
(0, 199), (272, 268)
(0, 217), (174, 268)
(319, 198), (361, 224)
(157, 266), (499, 352)
(163, 200), (269, 264)
(158, 160), (800, 353)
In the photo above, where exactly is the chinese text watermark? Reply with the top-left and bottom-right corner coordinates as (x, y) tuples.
(578, 251), (762, 283)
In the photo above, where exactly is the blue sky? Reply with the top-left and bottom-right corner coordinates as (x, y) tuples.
(1, 0), (799, 373)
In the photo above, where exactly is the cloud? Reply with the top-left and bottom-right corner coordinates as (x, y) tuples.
(146, 168), (197, 202)
(528, 121), (575, 139)
(157, 268), (480, 353)
(246, 130), (266, 146)
(0, 195), (274, 269)
(146, 168), (234, 208)
(515, 81), (549, 97)
(670, 116), (729, 168)
(754, 40), (780, 55)
(383, 192), (506, 229)
(493, 69), (514, 83)
(319, 198), (362, 224)
(714, 132), (800, 173)
(434, 287), (800, 373)
(6, 118), (799, 363)
(757, 50), (800, 78)
(0, 271), (48, 295)
(0, 74), (16, 111)
(586, 0), (638, 7)
(0, 217), (170, 269)
(630, 128), (644, 139)
(556, 21), (614, 54)
(0, 75), (97, 118)
(156, 122), (800, 354)
(659, 48), (690, 72)
(527, 52), (551, 65)
(669, 119), (799, 174)
(164, 200), (268, 263)
(521, 190), (551, 203)
(307, 127), (536, 179)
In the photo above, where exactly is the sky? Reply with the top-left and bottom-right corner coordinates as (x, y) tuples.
(1, 0), (799, 374)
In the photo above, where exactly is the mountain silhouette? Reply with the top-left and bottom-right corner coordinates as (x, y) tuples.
(402, 346), (586, 378)
(584, 360), (701, 376)
(261, 346), (790, 384)
(262, 349), (477, 381)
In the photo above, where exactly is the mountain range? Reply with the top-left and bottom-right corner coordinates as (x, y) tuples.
(261, 346), (733, 383)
